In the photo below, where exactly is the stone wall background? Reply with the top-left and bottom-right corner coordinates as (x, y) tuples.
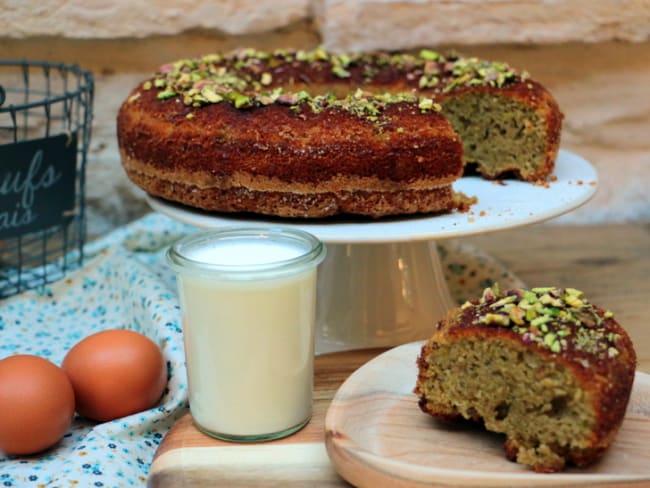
(1, 0), (649, 238)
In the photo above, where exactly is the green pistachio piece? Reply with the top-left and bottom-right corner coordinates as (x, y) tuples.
(565, 287), (584, 297)
(543, 332), (557, 347)
(460, 300), (473, 310)
(530, 315), (555, 329)
(480, 313), (510, 326)
(314, 47), (329, 61)
(532, 287), (555, 294)
(332, 65), (351, 78)
(509, 306), (525, 325)
(523, 290), (538, 304)
(525, 307), (537, 322)
(564, 295), (584, 308)
(201, 53), (222, 64)
(491, 295), (517, 308)
(157, 89), (177, 100)
(540, 293), (562, 306)
(295, 90), (310, 103)
(419, 75), (440, 89)
(481, 287), (497, 303)
(228, 92), (251, 108)
(518, 299), (531, 310)
(419, 49), (441, 61)
(418, 98), (434, 111)
(201, 86), (223, 103)
(336, 53), (352, 67)
(260, 73), (272, 85)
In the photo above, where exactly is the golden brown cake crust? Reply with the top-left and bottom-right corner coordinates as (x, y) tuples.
(415, 286), (636, 472)
(118, 90), (464, 218)
(117, 48), (562, 218)
(118, 99), (462, 186)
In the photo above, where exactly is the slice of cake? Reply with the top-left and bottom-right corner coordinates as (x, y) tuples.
(415, 286), (636, 472)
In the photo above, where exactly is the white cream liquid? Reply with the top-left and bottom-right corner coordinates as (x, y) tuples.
(177, 238), (317, 437)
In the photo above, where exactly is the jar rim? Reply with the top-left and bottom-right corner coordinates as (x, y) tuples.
(166, 226), (326, 279)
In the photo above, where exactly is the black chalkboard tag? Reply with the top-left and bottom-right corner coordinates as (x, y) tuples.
(0, 133), (77, 239)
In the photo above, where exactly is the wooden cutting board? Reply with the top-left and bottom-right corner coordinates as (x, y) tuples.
(148, 348), (384, 487)
(149, 344), (650, 488)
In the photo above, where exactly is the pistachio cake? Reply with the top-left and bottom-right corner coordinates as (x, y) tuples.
(117, 47), (562, 218)
(415, 286), (636, 472)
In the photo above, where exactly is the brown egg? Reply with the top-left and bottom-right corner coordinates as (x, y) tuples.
(0, 355), (75, 455)
(62, 329), (167, 422)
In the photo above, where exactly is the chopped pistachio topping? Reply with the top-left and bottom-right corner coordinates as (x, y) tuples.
(260, 72), (272, 86)
(144, 46), (522, 121)
(418, 98), (433, 111)
(480, 313), (510, 326)
(157, 89), (177, 100)
(419, 49), (441, 61)
(468, 286), (621, 357)
(332, 64), (351, 78)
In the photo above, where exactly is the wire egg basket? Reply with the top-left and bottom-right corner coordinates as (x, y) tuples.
(0, 60), (94, 298)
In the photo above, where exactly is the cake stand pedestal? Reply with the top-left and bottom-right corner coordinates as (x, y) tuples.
(316, 240), (454, 352)
(147, 149), (598, 354)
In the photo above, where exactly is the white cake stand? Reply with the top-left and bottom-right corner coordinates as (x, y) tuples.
(147, 149), (598, 353)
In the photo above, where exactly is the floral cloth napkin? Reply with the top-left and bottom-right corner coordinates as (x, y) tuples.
(0, 212), (523, 487)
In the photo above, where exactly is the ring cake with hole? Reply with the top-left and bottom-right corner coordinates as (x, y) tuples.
(117, 48), (563, 218)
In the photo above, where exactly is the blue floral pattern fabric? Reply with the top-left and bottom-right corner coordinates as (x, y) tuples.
(0, 214), (191, 488)
(0, 212), (523, 487)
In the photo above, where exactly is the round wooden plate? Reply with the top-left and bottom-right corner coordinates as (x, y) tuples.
(325, 342), (650, 488)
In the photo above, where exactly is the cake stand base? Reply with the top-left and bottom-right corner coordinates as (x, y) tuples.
(315, 240), (454, 353)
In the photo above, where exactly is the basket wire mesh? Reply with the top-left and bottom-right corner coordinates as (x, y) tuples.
(0, 61), (94, 298)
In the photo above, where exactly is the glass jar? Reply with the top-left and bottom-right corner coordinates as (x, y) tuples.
(167, 227), (326, 442)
